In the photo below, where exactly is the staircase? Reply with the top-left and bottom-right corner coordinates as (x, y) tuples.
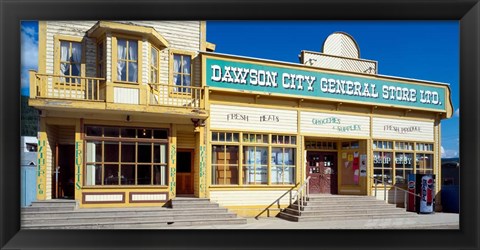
(278, 194), (418, 222)
(22, 198), (246, 229)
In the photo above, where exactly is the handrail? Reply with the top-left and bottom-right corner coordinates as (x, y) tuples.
(369, 175), (421, 208)
(254, 176), (311, 219)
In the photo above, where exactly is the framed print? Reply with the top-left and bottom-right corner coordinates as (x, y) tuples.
(1, 0), (479, 249)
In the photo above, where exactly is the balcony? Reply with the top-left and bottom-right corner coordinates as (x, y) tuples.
(29, 71), (207, 118)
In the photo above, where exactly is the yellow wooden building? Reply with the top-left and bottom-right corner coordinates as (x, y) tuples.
(29, 22), (453, 217)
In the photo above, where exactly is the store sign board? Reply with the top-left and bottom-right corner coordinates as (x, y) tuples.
(372, 117), (434, 141)
(210, 104), (297, 133)
(300, 111), (370, 137)
(206, 57), (447, 111)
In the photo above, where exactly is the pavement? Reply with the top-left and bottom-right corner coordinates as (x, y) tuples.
(165, 212), (459, 229)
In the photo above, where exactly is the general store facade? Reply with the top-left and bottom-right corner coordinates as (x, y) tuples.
(29, 21), (453, 217)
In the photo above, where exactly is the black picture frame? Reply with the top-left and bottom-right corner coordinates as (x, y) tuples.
(1, 0), (478, 249)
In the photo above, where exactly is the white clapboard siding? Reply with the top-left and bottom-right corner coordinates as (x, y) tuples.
(209, 190), (297, 206)
(177, 130), (196, 149)
(303, 52), (377, 75)
(114, 87), (139, 104)
(210, 104), (298, 133)
(323, 33), (359, 59)
(300, 111), (370, 137)
(372, 117), (434, 141)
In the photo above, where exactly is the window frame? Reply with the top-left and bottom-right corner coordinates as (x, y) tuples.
(54, 35), (85, 88)
(373, 140), (435, 186)
(150, 45), (160, 84)
(83, 125), (169, 187)
(169, 49), (195, 95)
(112, 34), (142, 85)
(211, 131), (297, 187)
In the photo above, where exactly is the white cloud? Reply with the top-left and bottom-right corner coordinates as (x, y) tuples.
(454, 108), (459, 118)
(21, 23), (38, 91)
(441, 146), (459, 158)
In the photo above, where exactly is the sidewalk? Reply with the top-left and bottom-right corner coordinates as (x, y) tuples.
(164, 212), (459, 229)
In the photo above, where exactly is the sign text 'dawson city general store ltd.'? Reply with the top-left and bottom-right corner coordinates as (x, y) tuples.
(205, 57), (447, 111)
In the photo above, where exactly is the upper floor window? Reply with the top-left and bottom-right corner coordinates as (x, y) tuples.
(60, 41), (82, 82)
(173, 53), (191, 93)
(117, 39), (138, 82)
(97, 42), (104, 78)
(150, 46), (159, 83)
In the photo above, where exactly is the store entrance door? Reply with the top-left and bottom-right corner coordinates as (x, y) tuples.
(306, 151), (338, 194)
(176, 149), (194, 195)
(54, 144), (75, 199)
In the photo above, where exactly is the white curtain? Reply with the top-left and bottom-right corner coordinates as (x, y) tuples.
(60, 42), (69, 75)
(128, 41), (138, 82)
(117, 39), (127, 81)
(182, 56), (191, 87)
(71, 42), (82, 77)
(173, 54), (181, 86)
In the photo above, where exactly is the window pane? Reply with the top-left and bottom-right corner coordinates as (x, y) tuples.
(128, 62), (138, 82)
(104, 142), (119, 162)
(137, 165), (152, 185)
(121, 142), (135, 162)
(104, 127), (119, 137)
(86, 126), (102, 137)
(212, 132), (218, 141)
(138, 143), (152, 163)
(154, 144), (167, 164)
(138, 129), (151, 139)
(117, 39), (127, 59)
(85, 164), (101, 185)
(174, 54), (182, 73)
(153, 165), (167, 185)
(182, 56), (191, 74)
(121, 128), (136, 138)
(153, 130), (168, 139)
(182, 75), (191, 87)
(104, 164), (119, 185)
(121, 164), (135, 185)
(151, 47), (158, 67)
(86, 141), (101, 162)
(128, 40), (138, 60)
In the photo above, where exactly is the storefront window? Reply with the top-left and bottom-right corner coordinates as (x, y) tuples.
(212, 145), (239, 185)
(85, 126), (168, 186)
(211, 132), (297, 186)
(373, 140), (434, 185)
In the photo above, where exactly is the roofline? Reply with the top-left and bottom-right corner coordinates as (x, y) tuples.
(200, 51), (450, 87)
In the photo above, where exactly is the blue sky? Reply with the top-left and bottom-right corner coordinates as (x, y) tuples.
(20, 21), (459, 158)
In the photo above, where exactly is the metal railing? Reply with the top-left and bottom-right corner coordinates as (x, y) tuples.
(292, 176), (311, 213)
(32, 73), (105, 101)
(369, 175), (421, 208)
(148, 83), (204, 109)
(254, 176), (311, 219)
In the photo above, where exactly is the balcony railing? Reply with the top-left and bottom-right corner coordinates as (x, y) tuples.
(148, 83), (204, 109)
(31, 72), (106, 101)
(29, 71), (206, 111)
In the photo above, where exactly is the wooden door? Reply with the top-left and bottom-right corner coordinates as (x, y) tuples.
(176, 149), (194, 195)
(307, 151), (338, 194)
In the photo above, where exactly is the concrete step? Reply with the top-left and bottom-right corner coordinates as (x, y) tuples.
(290, 202), (391, 211)
(22, 206), (75, 212)
(171, 203), (220, 209)
(282, 207), (408, 217)
(22, 217), (247, 229)
(278, 211), (417, 222)
(29, 200), (78, 207)
(22, 212), (238, 225)
(21, 207), (230, 219)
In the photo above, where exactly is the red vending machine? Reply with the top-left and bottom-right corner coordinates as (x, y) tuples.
(407, 174), (435, 214)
